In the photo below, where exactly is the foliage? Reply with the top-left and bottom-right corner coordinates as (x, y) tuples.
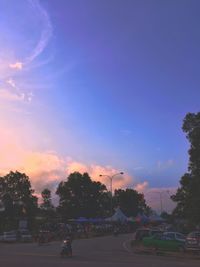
(40, 188), (54, 210)
(113, 188), (151, 217)
(0, 171), (38, 230)
(56, 172), (110, 219)
(172, 112), (200, 224)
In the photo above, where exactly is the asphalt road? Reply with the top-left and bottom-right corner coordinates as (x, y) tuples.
(0, 234), (200, 267)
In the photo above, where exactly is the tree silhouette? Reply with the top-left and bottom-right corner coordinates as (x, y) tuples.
(172, 112), (200, 224)
(0, 171), (38, 230)
(113, 188), (150, 217)
(56, 172), (110, 219)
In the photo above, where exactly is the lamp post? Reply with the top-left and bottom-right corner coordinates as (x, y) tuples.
(99, 172), (124, 216)
(146, 190), (170, 214)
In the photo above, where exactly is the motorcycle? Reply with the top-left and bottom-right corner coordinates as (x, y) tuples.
(60, 240), (72, 258)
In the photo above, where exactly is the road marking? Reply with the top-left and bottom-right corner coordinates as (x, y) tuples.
(122, 239), (132, 253)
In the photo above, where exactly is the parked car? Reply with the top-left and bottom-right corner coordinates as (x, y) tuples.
(162, 232), (186, 243)
(134, 228), (163, 241)
(19, 229), (32, 242)
(185, 232), (200, 251)
(3, 231), (17, 242)
(142, 232), (186, 252)
(142, 232), (185, 252)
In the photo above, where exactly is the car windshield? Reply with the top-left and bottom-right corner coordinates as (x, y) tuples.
(163, 233), (175, 240)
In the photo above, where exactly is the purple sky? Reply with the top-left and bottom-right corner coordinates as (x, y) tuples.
(0, 0), (200, 211)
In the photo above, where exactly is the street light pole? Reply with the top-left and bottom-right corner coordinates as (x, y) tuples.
(146, 190), (170, 214)
(99, 172), (124, 216)
(159, 192), (163, 214)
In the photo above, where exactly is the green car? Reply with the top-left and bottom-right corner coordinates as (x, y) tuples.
(142, 232), (186, 252)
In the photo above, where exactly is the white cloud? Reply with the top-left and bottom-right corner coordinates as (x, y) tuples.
(26, 0), (52, 64)
(9, 62), (23, 70)
(6, 78), (16, 88)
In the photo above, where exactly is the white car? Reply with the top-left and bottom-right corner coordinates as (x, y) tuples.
(3, 231), (17, 242)
(163, 232), (186, 243)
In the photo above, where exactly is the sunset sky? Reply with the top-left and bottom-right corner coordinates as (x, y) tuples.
(1, 0), (200, 211)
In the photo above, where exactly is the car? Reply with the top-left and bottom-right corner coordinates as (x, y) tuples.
(185, 232), (200, 251)
(19, 229), (32, 242)
(142, 232), (186, 252)
(3, 231), (17, 242)
(133, 228), (163, 241)
(162, 232), (186, 243)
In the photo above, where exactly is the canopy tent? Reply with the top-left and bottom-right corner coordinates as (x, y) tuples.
(106, 207), (128, 223)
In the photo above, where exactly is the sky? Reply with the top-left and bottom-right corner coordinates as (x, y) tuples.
(0, 0), (200, 212)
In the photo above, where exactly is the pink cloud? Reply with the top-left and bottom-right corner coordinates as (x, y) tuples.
(0, 130), (132, 194)
(9, 62), (23, 70)
(134, 181), (149, 192)
(66, 160), (132, 190)
(0, 89), (25, 102)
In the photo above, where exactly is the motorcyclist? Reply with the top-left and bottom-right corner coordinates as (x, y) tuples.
(61, 236), (72, 257)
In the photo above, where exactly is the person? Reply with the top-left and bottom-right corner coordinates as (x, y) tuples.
(62, 235), (72, 256)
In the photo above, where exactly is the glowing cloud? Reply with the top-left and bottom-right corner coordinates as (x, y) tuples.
(9, 62), (23, 70)
(0, 130), (132, 194)
(66, 160), (132, 190)
(134, 181), (149, 192)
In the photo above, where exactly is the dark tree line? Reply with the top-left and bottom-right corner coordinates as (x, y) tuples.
(0, 171), (150, 230)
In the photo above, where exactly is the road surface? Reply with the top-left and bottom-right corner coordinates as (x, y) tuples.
(0, 234), (200, 267)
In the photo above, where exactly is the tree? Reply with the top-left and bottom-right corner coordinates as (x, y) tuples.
(113, 188), (150, 217)
(0, 171), (38, 230)
(56, 172), (110, 220)
(172, 112), (200, 224)
(40, 188), (54, 210)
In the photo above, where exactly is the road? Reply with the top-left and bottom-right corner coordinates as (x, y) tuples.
(0, 234), (200, 267)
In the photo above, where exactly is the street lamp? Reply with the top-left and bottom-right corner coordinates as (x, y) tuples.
(99, 172), (124, 215)
(146, 190), (171, 214)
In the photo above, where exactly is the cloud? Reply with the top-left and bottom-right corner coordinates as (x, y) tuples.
(6, 78), (16, 88)
(134, 181), (149, 192)
(0, 89), (25, 102)
(133, 180), (176, 213)
(0, 129), (177, 212)
(67, 161), (132, 190)
(0, 129), (132, 194)
(9, 62), (23, 70)
(26, 0), (52, 64)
